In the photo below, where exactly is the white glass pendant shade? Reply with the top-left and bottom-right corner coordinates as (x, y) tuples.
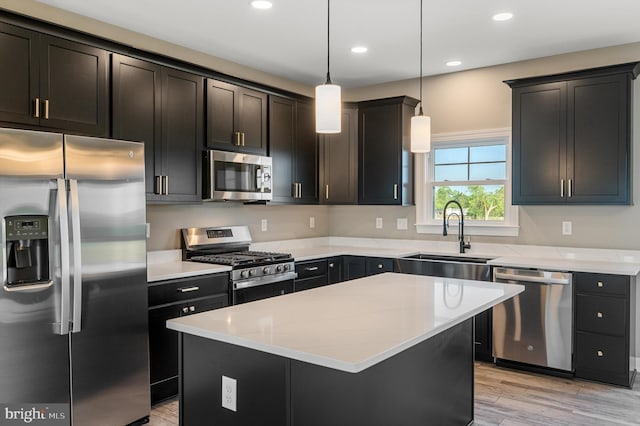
(410, 114), (431, 153)
(315, 83), (341, 133)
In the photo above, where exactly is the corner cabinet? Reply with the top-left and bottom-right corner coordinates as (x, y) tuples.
(319, 104), (358, 204)
(507, 62), (639, 205)
(112, 54), (203, 203)
(358, 96), (417, 205)
(0, 22), (109, 136)
(206, 79), (267, 155)
(269, 95), (318, 204)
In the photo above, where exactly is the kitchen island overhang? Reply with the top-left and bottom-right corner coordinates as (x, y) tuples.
(167, 273), (523, 426)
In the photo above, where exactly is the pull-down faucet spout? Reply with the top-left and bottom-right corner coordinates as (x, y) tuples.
(442, 200), (471, 254)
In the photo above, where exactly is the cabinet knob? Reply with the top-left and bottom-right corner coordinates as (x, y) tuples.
(597, 281), (604, 288)
(329, 263), (334, 268)
(378, 264), (383, 269)
(597, 350), (604, 357)
(182, 307), (189, 314)
(189, 306), (195, 312)
(596, 312), (603, 318)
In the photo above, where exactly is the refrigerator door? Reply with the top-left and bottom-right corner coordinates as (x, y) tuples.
(64, 135), (149, 425)
(0, 129), (72, 411)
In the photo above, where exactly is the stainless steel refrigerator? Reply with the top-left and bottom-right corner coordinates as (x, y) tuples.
(0, 128), (150, 425)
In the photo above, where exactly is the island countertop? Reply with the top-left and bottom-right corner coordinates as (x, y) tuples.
(167, 272), (523, 373)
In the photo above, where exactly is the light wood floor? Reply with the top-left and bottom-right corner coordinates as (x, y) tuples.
(150, 362), (640, 425)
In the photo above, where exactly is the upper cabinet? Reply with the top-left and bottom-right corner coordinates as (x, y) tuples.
(0, 22), (109, 136)
(269, 96), (318, 204)
(358, 96), (417, 205)
(206, 79), (267, 155)
(508, 62), (639, 205)
(112, 54), (203, 203)
(319, 104), (358, 204)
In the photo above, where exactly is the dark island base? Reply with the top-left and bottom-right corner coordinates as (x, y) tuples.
(179, 319), (473, 426)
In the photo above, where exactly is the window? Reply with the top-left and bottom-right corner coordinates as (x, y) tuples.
(415, 128), (519, 236)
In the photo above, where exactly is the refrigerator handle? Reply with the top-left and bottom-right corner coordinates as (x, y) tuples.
(69, 179), (83, 333)
(56, 178), (72, 335)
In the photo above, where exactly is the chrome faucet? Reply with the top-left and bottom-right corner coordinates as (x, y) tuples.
(442, 200), (471, 253)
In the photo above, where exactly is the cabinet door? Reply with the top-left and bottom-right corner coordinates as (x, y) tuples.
(365, 257), (394, 276)
(343, 256), (366, 281)
(206, 79), (238, 150)
(474, 309), (493, 362)
(112, 54), (162, 198)
(161, 68), (203, 202)
(149, 304), (181, 403)
(567, 74), (630, 204)
(269, 95), (296, 202)
(512, 82), (567, 204)
(39, 35), (109, 136)
(327, 256), (342, 284)
(0, 22), (39, 126)
(238, 87), (267, 155)
(320, 106), (357, 204)
(294, 100), (318, 203)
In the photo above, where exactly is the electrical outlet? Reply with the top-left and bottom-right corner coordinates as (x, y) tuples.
(397, 218), (408, 230)
(375, 218), (383, 229)
(309, 216), (315, 229)
(562, 221), (572, 235)
(222, 376), (237, 412)
(261, 219), (268, 232)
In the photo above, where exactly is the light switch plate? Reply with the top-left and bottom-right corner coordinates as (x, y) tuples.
(309, 216), (315, 228)
(375, 218), (383, 229)
(222, 375), (237, 412)
(562, 221), (572, 235)
(261, 219), (268, 232)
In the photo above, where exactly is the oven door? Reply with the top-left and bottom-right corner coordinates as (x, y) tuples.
(232, 272), (297, 305)
(205, 150), (272, 201)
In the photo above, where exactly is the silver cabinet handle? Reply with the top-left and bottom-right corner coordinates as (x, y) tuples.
(596, 312), (603, 318)
(69, 179), (83, 333)
(597, 350), (604, 357)
(241, 132), (245, 146)
(189, 306), (195, 312)
(329, 263), (335, 268)
(597, 281), (604, 288)
(44, 99), (50, 119)
(155, 176), (162, 195)
(182, 307), (189, 314)
(394, 184), (398, 200)
(163, 175), (169, 195)
(34, 98), (40, 118)
(57, 178), (71, 335)
(378, 264), (384, 269)
(298, 183), (302, 198)
(568, 179), (573, 197)
(560, 179), (564, 197)
(305, 266), (319, 271)
(325, 184), (329, 200)
(178, 286), (200, 293)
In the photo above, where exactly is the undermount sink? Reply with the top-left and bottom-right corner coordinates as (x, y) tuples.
(403, 254), (493, 264)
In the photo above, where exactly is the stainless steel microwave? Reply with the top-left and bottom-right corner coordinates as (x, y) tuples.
(204, 150), (272, 201)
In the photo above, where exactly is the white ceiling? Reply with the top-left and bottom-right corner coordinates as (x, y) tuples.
(36, 0), (640, 88)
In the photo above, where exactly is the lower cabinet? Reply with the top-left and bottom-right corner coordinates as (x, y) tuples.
(342, 256), (366, 281)
(294, 259), (329, 292)
(574, 272), (636, 387)
(473, 309), (493, 362)
(365, 257), (394, 276)
(148, 273), (229, 404)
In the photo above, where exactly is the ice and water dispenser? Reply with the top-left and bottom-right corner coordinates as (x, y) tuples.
(4, 215), (50, 287)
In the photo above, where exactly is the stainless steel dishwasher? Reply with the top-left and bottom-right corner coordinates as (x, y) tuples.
(492, 267), (573, 372)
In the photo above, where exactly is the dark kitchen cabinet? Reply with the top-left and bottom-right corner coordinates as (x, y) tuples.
(327, 257), (342, 284)
(319, 104), (358, 204)
(474, 309), (493, 362)
(269, 95), (318, 203)
(294, 259), (329, 292)
(206, 79), (267, 155)
(508, 62), (639, 205)
(365, 257), (394, 276)
(342, 256), (366, 281)
(358, 96), (417, 205)
(112, 54), (203, 203)
(0, 22), (109, 136)
(148, 273), (229, 405)
(574, 272), (636, 388)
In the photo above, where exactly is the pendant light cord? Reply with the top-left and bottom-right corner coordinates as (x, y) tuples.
(326, 0), (332, 84)
(419, 0), (424, 115)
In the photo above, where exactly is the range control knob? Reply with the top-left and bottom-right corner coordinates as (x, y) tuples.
(276, 265), (283, 272)
(240, 270), (249, 278)
(283, 264), (290, 271)
(263, 266), (270, 274)
(249, 269), (255, 277)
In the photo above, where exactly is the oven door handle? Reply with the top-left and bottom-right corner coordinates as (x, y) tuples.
(233, 271), (298, 290)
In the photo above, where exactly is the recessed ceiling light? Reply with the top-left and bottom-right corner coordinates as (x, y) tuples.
(492, 12), (513, 21)
(351, 46), (368, 54)
(446, 60), (462, 67)
(250, 1), (273, 10)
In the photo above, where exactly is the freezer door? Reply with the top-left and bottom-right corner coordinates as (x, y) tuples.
(0, 129), (72, 412)
(64, 135), (149, 425)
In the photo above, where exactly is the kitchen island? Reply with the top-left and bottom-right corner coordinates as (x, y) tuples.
(167, 273), (523, 426)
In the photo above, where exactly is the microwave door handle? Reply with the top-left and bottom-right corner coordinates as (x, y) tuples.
(69, 179), (83, 333)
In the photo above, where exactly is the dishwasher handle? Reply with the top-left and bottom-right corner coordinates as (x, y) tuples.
(494, 271), (571, 285)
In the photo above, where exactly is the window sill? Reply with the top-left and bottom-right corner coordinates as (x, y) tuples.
(415, 223), (519, 237)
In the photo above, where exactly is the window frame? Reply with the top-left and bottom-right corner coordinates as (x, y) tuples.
(415, 128), (519, 237)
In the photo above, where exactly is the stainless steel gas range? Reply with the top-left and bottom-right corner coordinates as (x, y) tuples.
(182, 226), (297, 305)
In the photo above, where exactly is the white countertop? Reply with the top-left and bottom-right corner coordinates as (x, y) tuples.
(147, 250), (231, 282)
(166, 272), (523, 373)
(487, 256), (640, 275)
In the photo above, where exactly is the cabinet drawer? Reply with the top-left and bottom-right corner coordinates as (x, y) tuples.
(294, 276), (328, 292)
(365, 257), (394, 275)
(575, 294), (626, 336)
(575, 331), (627, 375)
(575, 273), (628, 296)
(149, 274), (229, 306)
(295, 259), (328, 279)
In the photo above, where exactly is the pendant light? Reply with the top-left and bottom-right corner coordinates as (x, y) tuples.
(315, 0), (341, 134)
(410, 0), (431, 153)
